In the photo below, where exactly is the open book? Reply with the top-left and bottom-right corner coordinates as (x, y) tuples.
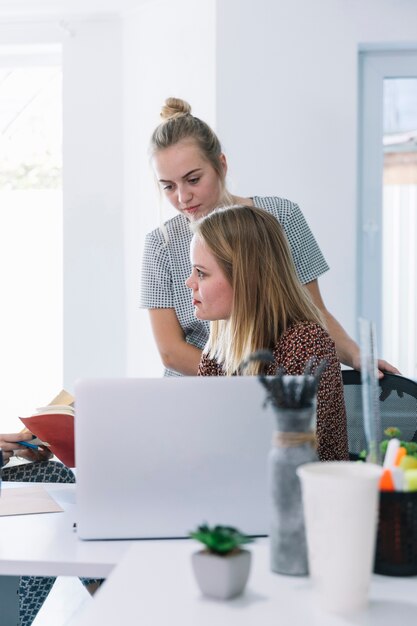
(19, 389), (75, 468)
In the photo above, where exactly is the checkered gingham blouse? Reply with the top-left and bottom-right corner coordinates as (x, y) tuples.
(140, 196), (329, 377)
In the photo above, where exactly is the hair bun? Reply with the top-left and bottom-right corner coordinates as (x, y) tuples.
(160, 97), (192, 120)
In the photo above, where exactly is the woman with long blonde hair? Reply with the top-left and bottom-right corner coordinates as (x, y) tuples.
(186, 205), (349, 461)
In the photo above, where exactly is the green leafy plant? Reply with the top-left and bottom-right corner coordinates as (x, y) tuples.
(380, 429), (417, 458)
(189, 524), (254, 556)
(359, 427), (417, 461)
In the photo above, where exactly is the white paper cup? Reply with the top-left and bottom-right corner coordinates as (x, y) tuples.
(297, 461), (382, 614)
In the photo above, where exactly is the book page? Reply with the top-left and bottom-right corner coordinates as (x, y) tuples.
(48, 389), (74, 406)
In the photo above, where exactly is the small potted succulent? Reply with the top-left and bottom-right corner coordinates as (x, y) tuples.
(190, 523), (254, 599)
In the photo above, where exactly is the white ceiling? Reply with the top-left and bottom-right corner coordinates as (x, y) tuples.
(0, 0), (150, 19)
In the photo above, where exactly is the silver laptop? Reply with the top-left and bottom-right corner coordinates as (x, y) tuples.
(74, 376), (275, 540)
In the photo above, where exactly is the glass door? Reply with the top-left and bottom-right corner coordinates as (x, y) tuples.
(358, 50), (417, 380)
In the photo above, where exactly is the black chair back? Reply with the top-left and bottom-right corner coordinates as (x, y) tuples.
(342, 370), (417, 458)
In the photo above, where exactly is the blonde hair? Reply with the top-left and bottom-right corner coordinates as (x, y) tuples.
(150, 97), (233, 206)
(191, 205), (325, 375)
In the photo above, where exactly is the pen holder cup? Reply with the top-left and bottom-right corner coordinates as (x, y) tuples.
(374, 491), (417, 576)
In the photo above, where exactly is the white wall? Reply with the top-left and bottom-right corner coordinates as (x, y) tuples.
(123, 0), (215, 376)
(215, 0), (417, 353)
(63, 17), (126, 389)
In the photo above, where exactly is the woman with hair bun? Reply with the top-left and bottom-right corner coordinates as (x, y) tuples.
(186, 204), (349, 461)
(140, 97), (397, 378)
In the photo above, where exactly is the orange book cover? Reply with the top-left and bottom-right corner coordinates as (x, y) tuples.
(19, 390), (75, 468)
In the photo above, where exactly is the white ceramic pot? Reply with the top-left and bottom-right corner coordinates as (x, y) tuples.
(191, 549), (251, 600)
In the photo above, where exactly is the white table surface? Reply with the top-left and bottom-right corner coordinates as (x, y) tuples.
(0, 482), (132, 578)
(74, 540), (417, 626)
(2, 482), (417, 626)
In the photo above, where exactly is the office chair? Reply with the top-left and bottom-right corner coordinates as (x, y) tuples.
(342, 370), (417, 459)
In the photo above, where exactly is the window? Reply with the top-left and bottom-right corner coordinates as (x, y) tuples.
(0, 49), (62, 429)
(382, 78), (417, 377)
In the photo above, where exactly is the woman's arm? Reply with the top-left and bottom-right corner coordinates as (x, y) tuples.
(305, 280), (400, 377)
(148, 308), (202, 376)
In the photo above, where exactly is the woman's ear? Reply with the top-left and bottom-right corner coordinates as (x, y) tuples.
(220, 153), (228, 177)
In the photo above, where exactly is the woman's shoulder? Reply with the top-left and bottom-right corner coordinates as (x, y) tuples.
(146, 214), (189, 239)
(277, 321), (337, 360)
(252, 195), (302, 222)
(280, 321), (334, 346)
(145, 214), (191, 249)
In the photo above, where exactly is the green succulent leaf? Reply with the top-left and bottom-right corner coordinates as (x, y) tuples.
(189, 523), (253, 555)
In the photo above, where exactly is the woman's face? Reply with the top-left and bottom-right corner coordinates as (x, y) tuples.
(186, 235), (233, 320)
(152, 139), (227, 222)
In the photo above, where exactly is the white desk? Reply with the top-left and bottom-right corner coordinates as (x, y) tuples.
(74, 540), (417, 626)
(1, 483), (417, 626)
(0, 483), (131, 578)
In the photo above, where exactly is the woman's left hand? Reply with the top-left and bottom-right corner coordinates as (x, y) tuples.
(351, 355), (401, 379)
(375, 359), (401, 378)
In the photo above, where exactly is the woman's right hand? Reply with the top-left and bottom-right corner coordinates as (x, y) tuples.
(0, 432), (51, 465)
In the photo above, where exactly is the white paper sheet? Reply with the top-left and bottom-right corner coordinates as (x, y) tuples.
(0, 485), (63, 516)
